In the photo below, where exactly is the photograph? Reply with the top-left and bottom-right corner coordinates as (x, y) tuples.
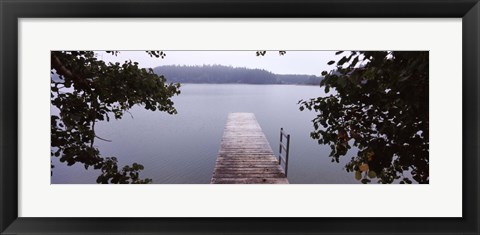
(51, 50), (429, 184)
(2, 0), (477, 233)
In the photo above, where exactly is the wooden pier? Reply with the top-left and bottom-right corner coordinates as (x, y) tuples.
(211, 113), (289, 184)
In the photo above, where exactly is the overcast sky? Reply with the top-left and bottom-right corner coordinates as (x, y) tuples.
(97, 51), (342, 76)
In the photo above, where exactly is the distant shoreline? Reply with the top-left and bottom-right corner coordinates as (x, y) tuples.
(170, 82), (320, 86)
(154, 64), (323, 85)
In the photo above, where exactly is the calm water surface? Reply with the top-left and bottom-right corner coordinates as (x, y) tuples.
(52, 84), (358, 184)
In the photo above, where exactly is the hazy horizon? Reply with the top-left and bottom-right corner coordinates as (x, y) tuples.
(97, 50), (344, 76)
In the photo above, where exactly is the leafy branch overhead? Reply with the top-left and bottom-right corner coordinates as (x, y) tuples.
(299, 51), (429, 184)
(51, 51), (181, 184)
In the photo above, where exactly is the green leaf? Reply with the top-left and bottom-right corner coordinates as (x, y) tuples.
(355, 171), (362, 180)
(337, 78), (347, 88)
(337, 56), (348, 66)
(351, 56), (359, 67)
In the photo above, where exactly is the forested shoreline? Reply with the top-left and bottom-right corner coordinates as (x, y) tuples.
(153, 65), (323, 85)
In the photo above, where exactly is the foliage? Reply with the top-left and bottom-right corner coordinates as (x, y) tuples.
(256, 50), (286, 56)
(299, 51), (429, 184)
(51, 51), (180, 184)
(154, 64), (277, 84)
(276, 74), (322, 85)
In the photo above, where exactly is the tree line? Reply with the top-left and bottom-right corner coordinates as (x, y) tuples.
(153, 64), (323, 85)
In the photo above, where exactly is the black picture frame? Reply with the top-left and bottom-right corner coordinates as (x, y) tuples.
(1, 0), (478, 234)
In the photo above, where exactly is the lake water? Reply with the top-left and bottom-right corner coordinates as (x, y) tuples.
(51, 84), (358, 184)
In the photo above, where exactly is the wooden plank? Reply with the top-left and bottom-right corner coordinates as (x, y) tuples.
(217, 153), (275, 157)
(215, 167), (282, 171)
(216, 162), (280, 166)
(217, 158), (278, 164)
(215, 158), (279, 162)
(214, 164), (281, 168)
(218, 151), (274, 154)
(214, 169), (284, 174)
(212, 173), (286, 178)
(211, 178), (289, 184)
(214, 169), (283, 174)
(211, 112), (288, 184)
